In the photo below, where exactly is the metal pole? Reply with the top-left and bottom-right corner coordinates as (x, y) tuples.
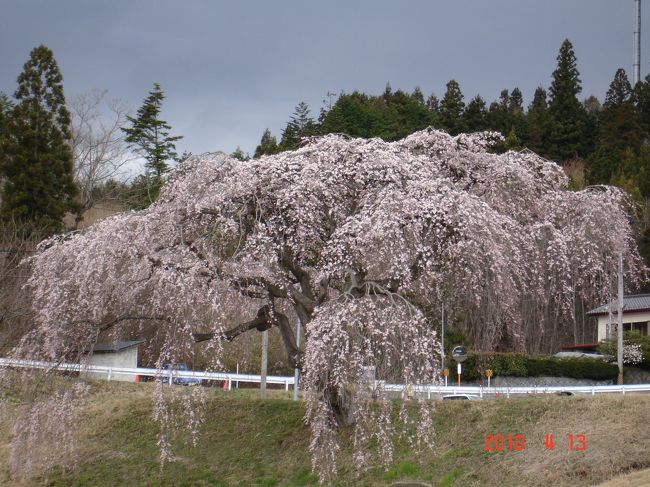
(261, 330), (269, 398)
(634, 0), (641, 85)
(617, 253), (625, 385)
(292, 321), (301, 401)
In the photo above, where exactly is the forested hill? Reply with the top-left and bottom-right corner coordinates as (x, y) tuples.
(253, 40), (650, 274)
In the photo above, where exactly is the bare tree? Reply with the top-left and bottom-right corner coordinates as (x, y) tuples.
(70, 89), (132, 209)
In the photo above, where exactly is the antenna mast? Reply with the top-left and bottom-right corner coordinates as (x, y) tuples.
(634, 0), (641, 85)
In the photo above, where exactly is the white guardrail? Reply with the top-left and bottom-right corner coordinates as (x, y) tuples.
(1, 357), (650, 397)
(0, 357), (295, 390)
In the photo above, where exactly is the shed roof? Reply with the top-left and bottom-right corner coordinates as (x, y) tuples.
(92, 340), (144, 353)
(586, 294), (650, 316)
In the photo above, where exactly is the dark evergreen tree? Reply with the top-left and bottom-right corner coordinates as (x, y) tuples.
(604, 69), (632, 107)
(412, 86), (425, 105)
(254, 128), (279, 158)
(230, 146), (250, 161)
(279, 101), (316, 151)
(439, 80), (466, 135)
(464, 95), (487, 131)
(633, 73), (650, 135)
(382, 82), (393, 101)
(486, 89), (511, 135)
(600, 69), (643, 155)
(547, 39), (587, 161)
(426, 93), (439, 113)
(588, 69), (645, 189)
(581, 95), (601, 157)
(0, 92), (13, 139)
(509, 88), (524, 115)
(320, 92), (373, 138)
(525, 87), (551, 156)
(122, 83), (183, 185)
(0, 45), (80, 235)
(509, 87), (527, 142)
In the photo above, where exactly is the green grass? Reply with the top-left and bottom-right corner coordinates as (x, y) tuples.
(1, 382), (650, 486)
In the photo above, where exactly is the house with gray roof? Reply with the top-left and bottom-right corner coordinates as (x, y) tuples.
(587, 294), (650, 341)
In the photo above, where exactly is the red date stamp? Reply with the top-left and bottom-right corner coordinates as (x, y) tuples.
(484, 433), (526, 451)
(484, 433), (587, 451)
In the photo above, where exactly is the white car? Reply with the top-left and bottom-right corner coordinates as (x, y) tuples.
(442, 394), (481, 401)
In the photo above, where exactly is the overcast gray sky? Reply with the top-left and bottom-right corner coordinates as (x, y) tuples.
(1, 1), (647, 160)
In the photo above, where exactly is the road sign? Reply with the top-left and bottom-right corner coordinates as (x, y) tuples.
(452, 345), (467, 363)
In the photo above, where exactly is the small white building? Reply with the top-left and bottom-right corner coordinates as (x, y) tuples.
(587, 294), (650, 342)
(82, 340), (144, 382)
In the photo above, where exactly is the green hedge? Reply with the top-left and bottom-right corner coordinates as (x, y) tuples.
(447, 352), (618, 382)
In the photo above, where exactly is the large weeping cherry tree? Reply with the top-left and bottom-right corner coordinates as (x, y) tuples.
(3, 129), (646, 481)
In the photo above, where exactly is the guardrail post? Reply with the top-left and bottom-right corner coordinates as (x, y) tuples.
(591, 387), (595, 396)
(168, 373), (173, 386)
(285, 379), (289, 391)
(228, 377), (232, 391)
(506, 388), (510, 399)
(107, 367), (112, 381)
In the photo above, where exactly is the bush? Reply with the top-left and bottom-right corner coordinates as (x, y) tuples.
(598, 331), (650, 369)
(447, 352), (618, 382)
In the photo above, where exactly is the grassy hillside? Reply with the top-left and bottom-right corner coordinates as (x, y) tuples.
(1, 382), (649, 486)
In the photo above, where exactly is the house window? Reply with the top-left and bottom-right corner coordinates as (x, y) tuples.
(623, 322), (649, 336)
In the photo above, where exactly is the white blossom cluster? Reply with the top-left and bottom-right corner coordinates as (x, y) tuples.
(623, 343), (644, 365)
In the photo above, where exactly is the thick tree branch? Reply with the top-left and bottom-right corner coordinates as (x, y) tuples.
(232, 277), (288, 299)
(279, 249), (316, 301)
(192, 305), (271, 343)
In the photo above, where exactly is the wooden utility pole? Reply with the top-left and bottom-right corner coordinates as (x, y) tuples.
(261, 329), (269, 398)
(617, 253), (624, 385)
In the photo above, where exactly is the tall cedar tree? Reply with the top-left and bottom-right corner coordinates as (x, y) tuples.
(548, 39), (587, 161)
(464, 95), (488, 131)
(439, 80), (466, 135)
(279, 102), (316, 151)
(633, 73), (650, 134)
(526, 87), (551, 156)
(508, 87), (527, 141)
(254, 128), (279, 158)
(588, 69), (643, 185)
(320, 92), (373, 138)
(601, 69), (643, 155)
(0, 45), (80, 235)
(487, 89), (516, 137)
(122, 83), (182, 190)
